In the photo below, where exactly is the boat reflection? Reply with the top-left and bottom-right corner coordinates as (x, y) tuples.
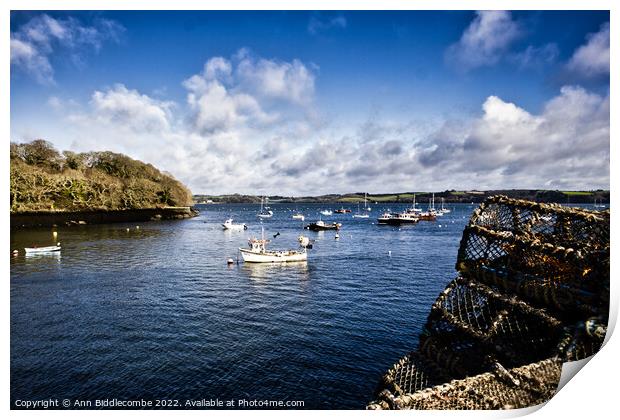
(240, 260), (310, 283)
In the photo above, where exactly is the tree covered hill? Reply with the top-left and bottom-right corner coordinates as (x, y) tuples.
(10, 140), (193, 213)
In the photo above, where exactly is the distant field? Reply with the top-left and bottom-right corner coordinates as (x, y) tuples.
(562, 191), (594, 196)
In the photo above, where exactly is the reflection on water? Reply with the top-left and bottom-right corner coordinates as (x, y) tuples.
(241, 261), (310, 283)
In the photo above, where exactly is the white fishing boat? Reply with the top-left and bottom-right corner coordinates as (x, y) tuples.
(320, 210), (333, 216)
(25, 242), (61, 255)
(239, 229), (308, 263)
(257, 196), (273, 218)
(222, 218), (247, 230)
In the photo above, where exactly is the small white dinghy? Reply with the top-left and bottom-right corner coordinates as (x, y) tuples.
(320, 210), (333, 216)
(292, 213), (305, 221)
(222, 218), (247, 230)
(25, 242), (61, 255)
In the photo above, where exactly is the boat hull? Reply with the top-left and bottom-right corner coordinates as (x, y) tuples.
(383, 218), (418, 225)
(239, 248), (307, 263)
(305, 223), (341, 231)
(223, 224), (247, 230)
(24, 246), (61, 254)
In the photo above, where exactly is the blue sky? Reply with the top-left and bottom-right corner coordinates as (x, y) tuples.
(10, 10), (610, 194)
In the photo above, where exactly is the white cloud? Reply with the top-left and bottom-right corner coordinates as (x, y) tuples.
(10, 14), (124, 84)
(70, 84), (174, 133)
(24, 40), (608, 196)
(566, 22), (610, 78)
(237, 55), (316, 105)
(421, 86), (609, 189)
(183, 51), (317, 135)
(446, 11), (520, 71)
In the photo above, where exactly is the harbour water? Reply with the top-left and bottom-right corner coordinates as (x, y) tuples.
(9, 202), (593, 409)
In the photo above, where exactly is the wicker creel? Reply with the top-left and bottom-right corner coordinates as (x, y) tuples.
(368, 196), (609, 410)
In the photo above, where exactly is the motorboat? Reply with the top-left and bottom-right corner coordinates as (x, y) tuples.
(377, 212), (395, 224)
(292, 213), (305, 221)
(320, 210), (333, 216)
(382, 212), (419, 225)
(239, 232), (308, 263)
(25, 242), (61, 255)
(222, 218), (247, 230)
(419, 194), (438, 220)
(417, 210), (438, 221)
(334, 208), (351, 214)
(305, 220), (342, 231)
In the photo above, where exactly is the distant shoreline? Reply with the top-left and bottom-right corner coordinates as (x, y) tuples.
(193, 189), (610, 205)
(10, 207), (198, 229)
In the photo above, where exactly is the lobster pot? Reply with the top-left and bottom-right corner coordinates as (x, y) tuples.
(369, 196), (609, 410)
(369, 358), (562, 410)
(457, 196), (609, 317)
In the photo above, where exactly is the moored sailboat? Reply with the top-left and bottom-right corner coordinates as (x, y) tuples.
(257, 196), (274, 218)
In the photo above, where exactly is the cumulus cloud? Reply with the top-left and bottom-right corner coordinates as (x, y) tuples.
(308, 14), (347, 35)
(419, 86), (609, 189)
(92, 84), (174, 132)
(566, 22), (610, 78)
(446, 11), (521, 71)
(10, 14), (124, 84)
(183, 50), (317, 135)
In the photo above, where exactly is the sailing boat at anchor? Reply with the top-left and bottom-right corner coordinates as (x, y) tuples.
(257, 196), (274, 219)
(353, 193), (370, 218)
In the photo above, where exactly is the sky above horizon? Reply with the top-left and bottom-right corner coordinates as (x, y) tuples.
(10, 10), (610, 195)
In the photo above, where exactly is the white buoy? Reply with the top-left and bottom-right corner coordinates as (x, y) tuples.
(227, 258), (234, 265)
(335, 233), (340, 240)
(12, 250), (18, 256)
(388, 251), (392, 257)
(135, 226), (140, 230)
(126, 228), (130, 232)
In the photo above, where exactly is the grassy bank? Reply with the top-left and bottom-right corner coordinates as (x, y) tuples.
(10, 140), (193, 213)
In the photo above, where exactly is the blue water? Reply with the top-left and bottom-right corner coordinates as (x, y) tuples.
(10, 203), (483, 408)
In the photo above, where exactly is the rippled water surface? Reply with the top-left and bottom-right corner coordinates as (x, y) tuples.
(11, 203), (481, 408)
